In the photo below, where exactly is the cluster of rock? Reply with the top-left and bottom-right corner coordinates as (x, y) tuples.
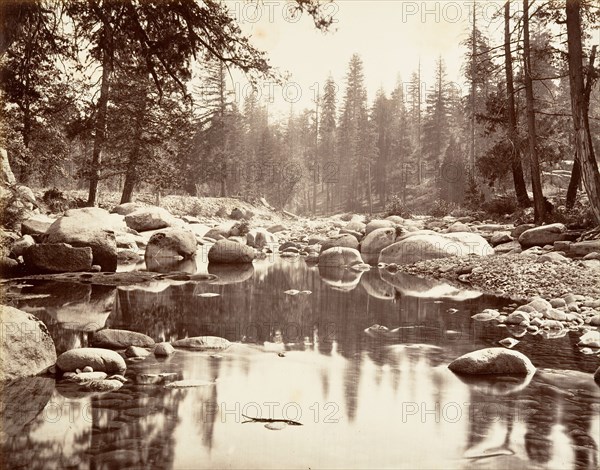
(0, 304), (235, 392)
(3, 202), (283, 275)
(471, 296), (600, 345)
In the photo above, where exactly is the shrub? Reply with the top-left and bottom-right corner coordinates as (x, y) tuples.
(430, 199), (457, 217)
(551, 200), (595, 229)
(481, 195), (518, 217)
(384, 195), (412, 218)
(42, 187), (69, 213)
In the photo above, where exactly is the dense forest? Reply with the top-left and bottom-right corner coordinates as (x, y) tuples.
(1, 0), (599, 223)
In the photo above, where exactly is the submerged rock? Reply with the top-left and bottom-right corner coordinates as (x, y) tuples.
(56, 347), (126, 374)
(164, 379), (215, 388)
(448, 347), (535, 375)
(0, 306), (57, 380)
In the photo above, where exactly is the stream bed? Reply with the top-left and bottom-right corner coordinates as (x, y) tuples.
(2, 255), (599, 469)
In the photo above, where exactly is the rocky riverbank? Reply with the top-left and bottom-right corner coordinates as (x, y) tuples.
(394, 253), (600, 301)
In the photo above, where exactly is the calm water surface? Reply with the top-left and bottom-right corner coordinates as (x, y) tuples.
(2, 254), (599, 469)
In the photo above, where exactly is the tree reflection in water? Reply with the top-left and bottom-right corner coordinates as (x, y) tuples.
(2, 257), (598, 468)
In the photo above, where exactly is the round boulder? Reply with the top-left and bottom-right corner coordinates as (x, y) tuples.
(124, 207), (175, 232)
(448, 347), (535, 375)
(208, 239), (255, 264)
(56, 348), (126, 374)
(360, 227), (398, 264)
(365, 219), (395, 235)
(518, 223), (567, 248)
(145, 228), (197, 259)
(379, 232), (493, 265)
(319, 234), (359, 254)
(319, 247), (364, 267)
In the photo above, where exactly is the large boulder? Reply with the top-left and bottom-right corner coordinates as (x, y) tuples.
(247, 228), (276, 249)
(511, 224), (536, 239)
(21, 214), (56, 236)
(594, 367), (600, 384)
(10, 234), (34, 257)
(91, 329), (155, 349)
(570, 240), (600, 257)
(361, 227), (398, 264)
(208, 239), (255, 264)
(56, 347), (126, 374)
(365, 219), (395, 235)
(44, 208), (118, 271)
(172, 336), (231, 351)
(345, 219), (366, 233)
(446, 221), (471, 233)
(319, 234), (360, 254)
(145, 228), (197, 259)
(518, 223), (566, 248)
(124, 207), (175, 232)
(23, 243), (93, 273)
(111, 202), (145, 216)
(319, 247), (363, 267)
(0, 306), (57, 380)
(379, 232), (493, 265)
(448, 348), (535, 375)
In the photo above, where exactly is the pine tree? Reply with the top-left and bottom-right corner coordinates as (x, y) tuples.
(422, 57), (451, 178)
(337, 54), (373, 211)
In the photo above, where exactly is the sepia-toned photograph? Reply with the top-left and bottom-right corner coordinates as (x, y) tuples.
(1, 0), (599, 468)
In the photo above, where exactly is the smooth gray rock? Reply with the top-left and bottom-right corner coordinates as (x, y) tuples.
(56, 347), (126, 374)
(379, 232), (492, 265)
(448, 347), (535, 375)
(518, 223), (566, 248)
(124, 207), (175, 232)
(0, 306), (57, 380)
(208, 239), (255, 264)
(172, 336), (231, 351)
(154, 342), (175, 357)
(319, 247), (363, 267)
(91, 329), (155, 349)
(145, 228), (197, 259)
(45, 209), (118, 271)
(319, 234), (360, 254)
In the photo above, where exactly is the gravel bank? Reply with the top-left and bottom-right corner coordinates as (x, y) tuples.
(395, 254), (600, 301)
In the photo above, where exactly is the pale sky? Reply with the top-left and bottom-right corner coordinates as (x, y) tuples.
(215, 0), (507, 119)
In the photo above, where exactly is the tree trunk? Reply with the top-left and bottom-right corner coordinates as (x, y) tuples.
(523, 0), (546, 223)
(87, 33), (112, 207)
(566, 0), (600, 224)
(566, 154), (581, 210)
(504, 1), (531, 208)
(120, 160), (137, 204)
